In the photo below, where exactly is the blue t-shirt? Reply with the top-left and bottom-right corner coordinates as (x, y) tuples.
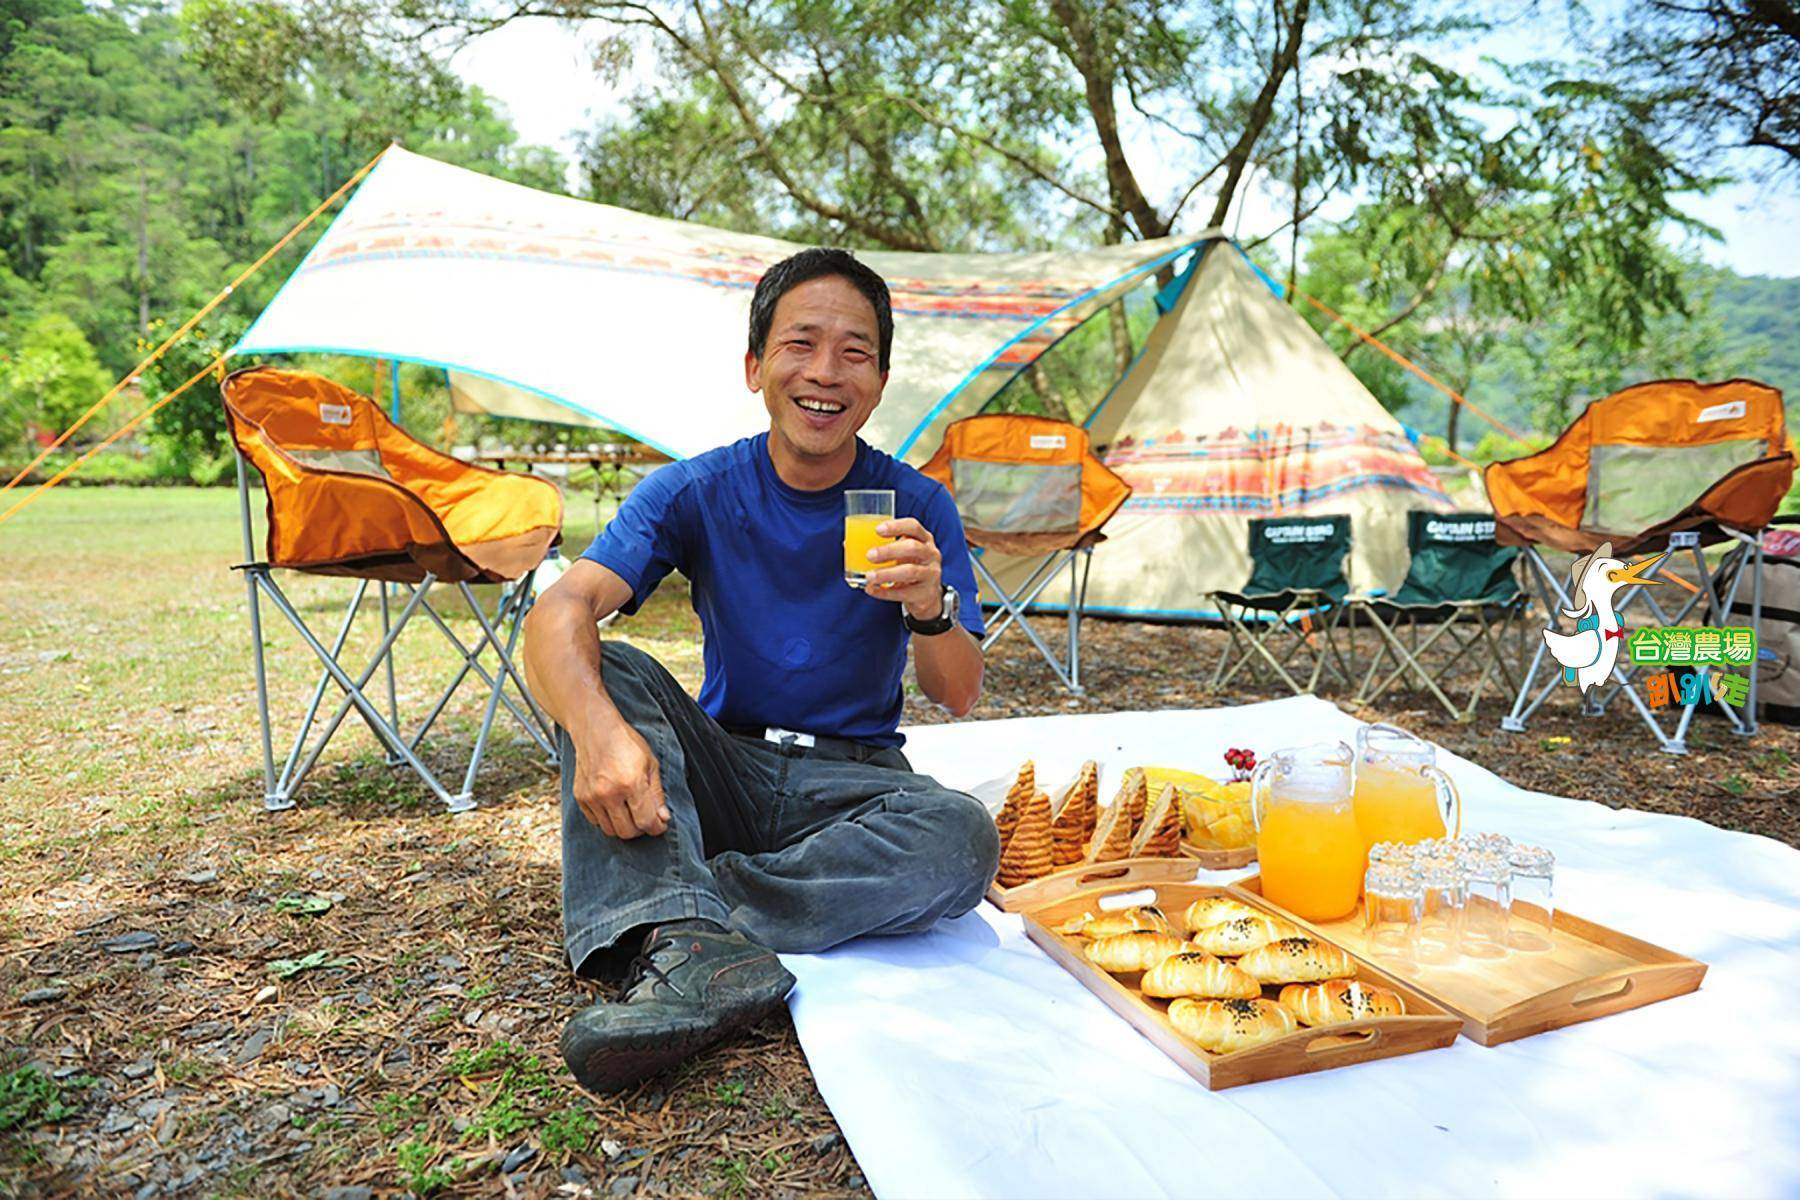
(581, 434), (984, 747)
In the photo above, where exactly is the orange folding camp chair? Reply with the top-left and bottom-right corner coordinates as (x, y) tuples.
(921, 414), (1131, 692)
(223, 366), (564, 811)
(1486, 377), (1794, 753)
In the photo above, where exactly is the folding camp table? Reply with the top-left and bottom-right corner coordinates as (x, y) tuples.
(920, 414), (1131, 693)
(223, 366), (564, 811)
(1208, 514), (1355, 696)
(1350, 511), (1529, 721)
(1486, 378), (1795, 754)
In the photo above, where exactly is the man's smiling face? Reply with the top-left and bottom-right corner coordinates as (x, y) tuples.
(746, 274), (887, 471)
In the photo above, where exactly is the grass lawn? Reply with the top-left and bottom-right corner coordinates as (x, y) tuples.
(2, 485), (1794, 1197)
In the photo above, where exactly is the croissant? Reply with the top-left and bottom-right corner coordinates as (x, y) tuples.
(1167, 998), (1297, 1055)
(995, 760), (1035, 844)
(1059, 905), (1171, 938)
(1131, 783), (1184, 858)
(1182, 896), (1266, 933)
(1141, 952), (1261, 1000)
(996, 788), (1055, 888)
(1084, 797), (1135, 863)
(1237, 937), (1359, 985)
(1082, 931), (1187, 974)
(1278, 980), (1406, 1026)
(1050, 761), (1100, 866)
(1185, 914), (1303, 958)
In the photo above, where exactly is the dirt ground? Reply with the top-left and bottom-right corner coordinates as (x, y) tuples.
(1, 488), (1793, 1199)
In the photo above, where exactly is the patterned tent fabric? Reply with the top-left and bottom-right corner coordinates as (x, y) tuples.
(235, 146), (1198, 461)
(978, 237), (1451, 618)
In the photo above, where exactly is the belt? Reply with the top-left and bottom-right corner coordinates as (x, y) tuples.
(721, 723), (873, 758)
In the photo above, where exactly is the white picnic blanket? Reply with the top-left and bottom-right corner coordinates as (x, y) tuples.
(781, 697), (1800, 1199)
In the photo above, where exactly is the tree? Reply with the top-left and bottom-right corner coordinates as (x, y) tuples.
(1610, 0), (1800, 180)
(0, 313), (112, 453)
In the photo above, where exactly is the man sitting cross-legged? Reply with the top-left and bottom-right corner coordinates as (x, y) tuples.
(522, 247), (1000, 1095)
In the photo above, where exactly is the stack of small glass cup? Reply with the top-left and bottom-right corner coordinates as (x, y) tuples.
(1364, 835), (1555, 965)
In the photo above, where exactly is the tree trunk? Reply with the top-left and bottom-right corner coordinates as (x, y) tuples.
(1447, 392), (1462, 456)
(1028, 361), (1072, 421)
(1207, 0), (1311, 229)
(1286, 57), (1303, 302)
(1108, 300), (1134, 374)
(137, 167), (151, 335)
(1048, 0), (1169, 240)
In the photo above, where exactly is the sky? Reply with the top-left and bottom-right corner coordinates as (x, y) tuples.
(448, 14), (1800, 278)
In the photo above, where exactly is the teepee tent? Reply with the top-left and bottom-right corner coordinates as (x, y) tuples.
(977, 236), (1452, 619)
(234, 146), (1199, 459)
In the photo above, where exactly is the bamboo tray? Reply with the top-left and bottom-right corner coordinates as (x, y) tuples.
(985, 856), (1199, 913)
(1237, 876), (1707, 1046)
(1021, 881), (1463, 1090)
(1180, 837), (1256, 870)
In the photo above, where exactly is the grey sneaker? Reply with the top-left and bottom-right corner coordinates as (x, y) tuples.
(559, 920), (796, 1095)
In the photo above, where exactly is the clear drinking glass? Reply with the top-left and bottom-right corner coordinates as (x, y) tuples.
(1415, 861), (1467, 965)
(1363, 863), (1421, 962)
(843, 490), (896, 588)
(1352, 724), (1463, 850)
(1460, 850), (1512, 961)
(1507, 845), (1556, 953)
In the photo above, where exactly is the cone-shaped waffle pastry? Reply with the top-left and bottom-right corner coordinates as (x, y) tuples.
(1115, 768), (1149, 836)
(1084, 797), (1135, 863)
(1049, 761), (1100, 866)
(1131, 783), (1183, 858)
(996, 760), (1034, 845)
(996, 787), (1055, 888)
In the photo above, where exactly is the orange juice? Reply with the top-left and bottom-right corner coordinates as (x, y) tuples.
(1353, 761), (1447, 849)
(844, 514), (894, 583)
(1256, 794), (1365, 921)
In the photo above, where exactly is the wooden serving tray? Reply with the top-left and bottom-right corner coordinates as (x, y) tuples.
(1180, 838), (1256, 870)
(1237, 876), (1707, 1046)
(1020, 881), (1463, 1090)
(985, 856), (1200, 913)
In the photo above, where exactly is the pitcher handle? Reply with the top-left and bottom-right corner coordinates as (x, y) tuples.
(1424, 764), (1461, 838)
(1249, 760), (1274, 832)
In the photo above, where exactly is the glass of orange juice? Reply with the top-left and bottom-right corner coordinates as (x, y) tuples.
(1352, 724), (1461, 850)
(1251, 742), (1364, 921)
(844, 489), (896, 588)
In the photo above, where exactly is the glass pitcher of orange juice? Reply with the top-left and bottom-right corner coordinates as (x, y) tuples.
(1352, 724), (1461, 850)
(1252, 742), (1364, 921)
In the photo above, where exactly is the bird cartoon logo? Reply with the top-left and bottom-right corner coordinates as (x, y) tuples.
(1542, 541), (1663, 693)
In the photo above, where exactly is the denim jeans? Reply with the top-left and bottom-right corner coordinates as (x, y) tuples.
(560, 641), (1000, 976)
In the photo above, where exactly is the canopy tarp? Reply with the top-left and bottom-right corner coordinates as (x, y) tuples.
(235, 145), (1199, 460)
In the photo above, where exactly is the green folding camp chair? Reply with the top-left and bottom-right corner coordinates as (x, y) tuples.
(1350, 511), (1528, 721)
(1208, 515), (1355, 695)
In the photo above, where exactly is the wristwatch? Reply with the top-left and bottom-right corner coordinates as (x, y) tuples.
(903, 584), (959, 636)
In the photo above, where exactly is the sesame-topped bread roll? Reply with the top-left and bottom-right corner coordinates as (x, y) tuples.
(1182, 896), (1267, 933)
(1278, 980), (1406, 1026)
(1167, 997), (1297, 1055)
(1236, 937), (1359, 984)
(1082, 931), (1186, 974)
(1141, 952), (1261, 1000)
(1185, 913), (1302, 958)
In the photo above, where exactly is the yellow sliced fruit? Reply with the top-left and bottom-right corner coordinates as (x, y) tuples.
(1207, 812), (1254, 849)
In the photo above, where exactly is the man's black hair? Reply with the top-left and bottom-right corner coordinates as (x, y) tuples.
(747, 247), (894, 372)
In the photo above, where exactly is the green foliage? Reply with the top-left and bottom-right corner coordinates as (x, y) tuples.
(0, 1061), (88, 1133)
(394, 1137), (455, 1195)
(538, 1105), (598, 1156)
(0, 0), (565, 479)
(0, 314), (111, 451)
